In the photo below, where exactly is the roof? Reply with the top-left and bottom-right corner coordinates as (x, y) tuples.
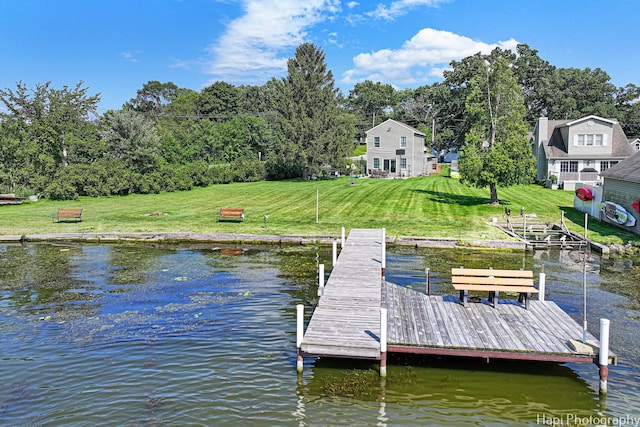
(600, 150), (640, 183)
(541, 116), (633, 160)
(366, 119), (425, 136)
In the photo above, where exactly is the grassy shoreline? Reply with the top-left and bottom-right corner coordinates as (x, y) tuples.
(0, 175), (635, 246)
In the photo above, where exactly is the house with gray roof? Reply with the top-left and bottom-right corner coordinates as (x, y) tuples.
(599, 150), (640, 234)
(365, 119), (434, 178)
(531, 115), (634, 190)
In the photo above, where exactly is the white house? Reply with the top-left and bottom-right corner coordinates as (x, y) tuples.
(365, 119), (434, 178)
(630, 137), (640, 153)
(531, 115), (634, 190)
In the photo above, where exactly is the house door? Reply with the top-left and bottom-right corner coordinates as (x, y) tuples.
(383, 159), (397, 173)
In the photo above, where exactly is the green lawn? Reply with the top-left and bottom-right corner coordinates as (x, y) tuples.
(1, 175), (636, 245)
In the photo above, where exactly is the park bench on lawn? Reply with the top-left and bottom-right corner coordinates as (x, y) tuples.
(52, 208), (83, 223)
(217, 208), (244, 222)
(451, 268), (539, 309)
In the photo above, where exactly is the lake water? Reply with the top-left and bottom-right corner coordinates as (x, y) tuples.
(0, 242), (639, 426)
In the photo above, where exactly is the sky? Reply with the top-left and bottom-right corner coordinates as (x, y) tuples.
(1, 0), (638, 113)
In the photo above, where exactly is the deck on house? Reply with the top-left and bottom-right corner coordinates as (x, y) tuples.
(300, 228), (609, 365)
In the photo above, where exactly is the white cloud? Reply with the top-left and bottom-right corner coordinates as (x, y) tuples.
(341, 28), (519, 86)
(204, 0), (340, 84)
(120, 51), (140, 63)
(346, 1), (359, 8)
(368, 0), (449, 20)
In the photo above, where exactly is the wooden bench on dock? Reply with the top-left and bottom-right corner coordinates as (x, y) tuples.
(52, 208), (83, 223)
(451, 268), (539, 309)
(217, 208), (244, 222)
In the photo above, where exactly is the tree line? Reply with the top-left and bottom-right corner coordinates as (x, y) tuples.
(1, 43), (638, 201)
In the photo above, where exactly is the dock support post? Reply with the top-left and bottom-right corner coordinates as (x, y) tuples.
(380, 307), (387, 377)
(599, 318), (610, 394)
(425, 268), (431, 295)
(332, 240), (337, 266)
(341, 226), (345, 248)
(538, 267), (546, 301)
(296, 304), (304, 372)
(381, 228), (386, 278)
(317, 264), (325, 297)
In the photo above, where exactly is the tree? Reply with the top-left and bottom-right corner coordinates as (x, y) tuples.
(269, 43), (356, 180)
(0, 81), (100, 191)
(346, 80), (395, 134)
(100, 109), (161, 173)
(126, 80), (179, 117)
(197, 81), (242, 120)
(615, 83), (640, 138)
(458, 56), (535, 204)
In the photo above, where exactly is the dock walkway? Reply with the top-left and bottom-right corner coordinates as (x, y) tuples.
(300, 228), (383, 359)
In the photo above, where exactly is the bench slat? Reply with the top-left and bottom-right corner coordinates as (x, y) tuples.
(452, 277), (534, 286)
(451, 268), (533, 278)
(452, 284), (539, 293)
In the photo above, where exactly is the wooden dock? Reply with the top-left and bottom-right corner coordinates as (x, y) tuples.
(298, 228), (615, 386)
(300, 228), (383, 359)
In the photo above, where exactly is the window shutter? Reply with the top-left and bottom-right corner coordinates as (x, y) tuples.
(603, 133), (608, 146)
(573, 134), (579, 146)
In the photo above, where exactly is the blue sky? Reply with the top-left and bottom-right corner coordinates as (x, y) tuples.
(1, 0), (638, 113)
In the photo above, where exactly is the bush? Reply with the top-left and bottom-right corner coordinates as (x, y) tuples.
(45, 180), (79, 200)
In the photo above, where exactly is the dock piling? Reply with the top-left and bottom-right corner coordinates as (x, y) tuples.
(425, 268), (431, 295)
(317, 264), (325, 297)
(296, 304), (304, 372)
(599, 318), (611, 394)
(380, 307), (388, 377)
(332, 240), (337, 266)
(538, 269), (546, 301)
(381, 228), (386, 277)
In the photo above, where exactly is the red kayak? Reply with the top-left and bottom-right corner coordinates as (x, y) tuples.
(575, 187), (593, 201)
(632, 199), (640, 214)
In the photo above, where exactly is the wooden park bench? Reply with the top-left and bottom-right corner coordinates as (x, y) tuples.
(451, 268), (539, 309)
(52, 208), (83, 223)
(217, 208), (244, 222)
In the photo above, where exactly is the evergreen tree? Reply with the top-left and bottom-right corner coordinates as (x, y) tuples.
(269, 43), (355, 180)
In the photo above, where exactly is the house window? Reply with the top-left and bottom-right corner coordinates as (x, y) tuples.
(374, 137), (380, 148)
(400, 136), (407, 148)
(600, 160), (619, 171)
(560, 161), (578, 173)
(373, 158), (380, 169)
(400, 158), (407, 169)
(577, 134), (603, 146)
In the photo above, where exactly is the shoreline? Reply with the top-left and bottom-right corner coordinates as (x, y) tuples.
(0, 231), (529, 250)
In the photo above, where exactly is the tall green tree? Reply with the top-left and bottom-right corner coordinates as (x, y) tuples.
(458, 56), (535, 204)
(269, 43), (356, 180)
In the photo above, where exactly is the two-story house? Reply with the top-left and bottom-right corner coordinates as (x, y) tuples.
(531, 115), (633, 191)
(366, 119), (433, 178)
